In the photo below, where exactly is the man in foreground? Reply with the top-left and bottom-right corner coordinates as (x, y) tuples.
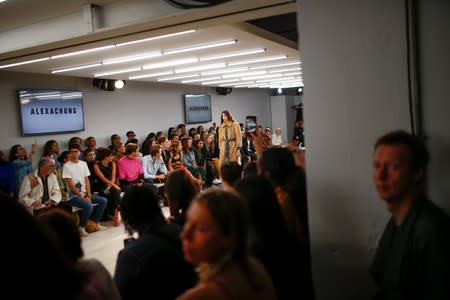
(370, 130), (450, 299)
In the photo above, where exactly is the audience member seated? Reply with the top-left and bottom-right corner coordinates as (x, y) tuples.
(0, 150), (14, 198)
(68, 136), (84, 160)
(176, 189), (277, 300)
(83, 149), (99, 193)
(37, 208), (121, 300)
(219, 161), (242, 191)
(84, 136), (97, 158)
(93, 147), (121, 226)
(168, 139), (184, 171)
(112, 142), (126, 163)
(1, 191), (86, 299)
(18, 157), (72, 216)
(235, 175), (306, 300)
(242, 161), (257, 178)
(142, 144), (167, 184)
(181, 136), (206, 189)
(62, 144), (108, 237)
(9, 143), (37, 199)
(271, 127), (284, 146)
(41, 139), (61, 168)
(114, 184), (197, 300)
(158, 136), (172, 171)
(204, 133), (221, 185)
(117, 143), (157, 195)
(125, 130), (138, 146)
(108, 133), (122, 151)
(258, 147), (314, 299)
(165, 169), (199, 224)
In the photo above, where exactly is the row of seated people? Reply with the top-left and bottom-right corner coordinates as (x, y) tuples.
(0, 120), (296, 206)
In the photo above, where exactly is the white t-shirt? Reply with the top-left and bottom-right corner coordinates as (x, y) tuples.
(272, 133), (283, 146)
(62, 160), (90, 195)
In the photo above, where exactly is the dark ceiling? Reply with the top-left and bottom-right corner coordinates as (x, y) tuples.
(247, 12), (298, 44)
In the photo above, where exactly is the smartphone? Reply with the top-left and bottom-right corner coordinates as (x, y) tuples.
(245, 115), (257, 136)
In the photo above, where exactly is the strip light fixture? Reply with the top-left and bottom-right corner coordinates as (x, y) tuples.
(51, 63), (102, 74)
(129, 71), (174, 80)
(95, 67), (142, 77)
(0, 57), (50, 69)
(143, 57), (198, 70)
(228, 55), (288, 66)
(163, 40), (237, 55)
(51, 45), (115, 59)
(199, 48), (266, 61)
(181, 76), (221, 83)
(102, 51), (162, 65)
(116, 29), (196, 47)
(157, 74), (199, 82)
(174, 62), (226, 74)
(200, 67), (248, 76)
(250, 61), (301, 70)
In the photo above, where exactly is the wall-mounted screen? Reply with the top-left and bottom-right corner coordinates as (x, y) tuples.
(184, 94), (212, 124)
(18, 88), (85, 136)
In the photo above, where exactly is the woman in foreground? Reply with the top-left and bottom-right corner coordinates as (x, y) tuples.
(176, 189), (277, 300)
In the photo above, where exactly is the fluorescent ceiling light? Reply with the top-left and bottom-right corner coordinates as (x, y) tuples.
(256, 77), (295, 84)
(181, 76), (221, 83)
(201, 67), (248, 76)
(129, 71), (173, 80)
(222, 70), (266, 79)
(103, 52), (162, 65)
(0, 57), (50, 69)
(51, 45), (115, 59)
(95, 67), (142, 77)
(250, 61), (301, 70)
(228, 55), (288, 66)
(219, 80), (254, 87)
(201, 79), (239, 85)
(256, 76), (296, 83)
(268, 67), (302, 73)
(241, 73), (282, 81)
(163, 40), (237, 55)
(199, 48), (266, 61)
(157, 74), (199, 82)
(51, 63), (102, 74)
(283, 71), (303, 76)
(233, 81), (257, 88)
(116, 29), (196, 47)
(143, 57), (198, 70)
(175, 62), (226, 74)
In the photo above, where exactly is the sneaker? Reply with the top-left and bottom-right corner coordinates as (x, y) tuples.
(97, 224), (108, 231)
(212, 178), (222, 185)
(79, 227), (89, 237)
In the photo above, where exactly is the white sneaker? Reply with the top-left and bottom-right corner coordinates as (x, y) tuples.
(212, 178), (222, 185)
(97, 224), (107, 231)
(79, 227), (89, 237)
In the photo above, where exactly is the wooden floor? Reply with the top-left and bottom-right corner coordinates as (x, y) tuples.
(82, 206), (170, 275)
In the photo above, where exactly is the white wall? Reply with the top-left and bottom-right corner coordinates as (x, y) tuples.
(417, 0), (450, 212)
(0, 70), (272, 161)
(298, 0), (450, 299)
(298, 0), (410, 299)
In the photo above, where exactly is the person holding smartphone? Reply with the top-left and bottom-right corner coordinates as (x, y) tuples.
(218, 110), (242, 167)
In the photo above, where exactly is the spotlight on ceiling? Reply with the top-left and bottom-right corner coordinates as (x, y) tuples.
(114, 80), (126, 89)
(277, 87), (283, 95)
(92, 79), (126, 91)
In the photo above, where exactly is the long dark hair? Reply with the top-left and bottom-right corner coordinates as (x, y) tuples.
(120, 184), (166, 235)
(220, 110), (234, 123)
